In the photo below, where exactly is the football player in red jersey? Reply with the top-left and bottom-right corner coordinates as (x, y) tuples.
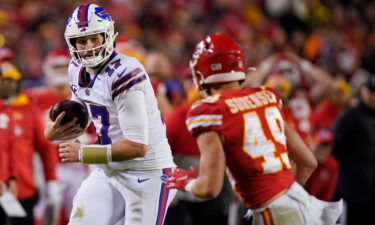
(166, 34), (343, 225)
(0, 61), (58, 225)
(0, 99), (17, 223)
(304, 127), (339, 201)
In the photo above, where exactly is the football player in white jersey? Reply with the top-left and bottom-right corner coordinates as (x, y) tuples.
(44, 4), (176, 225)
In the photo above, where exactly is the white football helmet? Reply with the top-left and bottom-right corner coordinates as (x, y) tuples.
(64, 4), (118, 67)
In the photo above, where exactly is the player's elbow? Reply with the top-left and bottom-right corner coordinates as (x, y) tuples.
(197, 188), (220, 199)
(307, 157), (318, 172)
(195, 183), (221, 199)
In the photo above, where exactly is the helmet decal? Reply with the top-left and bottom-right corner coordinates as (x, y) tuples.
(192, 41), (205, 61)
(94, 7), (112, 21)
(76, 4), (91, 28)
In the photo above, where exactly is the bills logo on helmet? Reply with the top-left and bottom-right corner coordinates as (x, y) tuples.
(95, 7), (111, 21)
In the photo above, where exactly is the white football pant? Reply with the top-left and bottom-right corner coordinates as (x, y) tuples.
(68, 168), (177, 225)
(251, 182), (343, 225)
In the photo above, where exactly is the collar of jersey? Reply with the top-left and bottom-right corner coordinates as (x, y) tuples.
(78, 51), (118, 88)
(9, 93), (30, 106)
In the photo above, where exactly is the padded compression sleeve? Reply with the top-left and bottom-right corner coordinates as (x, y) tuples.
(115, 90), (148, 145)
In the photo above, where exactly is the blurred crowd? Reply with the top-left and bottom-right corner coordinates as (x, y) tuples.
(0, 0), (374, 89)
(0, 0), (375, 224)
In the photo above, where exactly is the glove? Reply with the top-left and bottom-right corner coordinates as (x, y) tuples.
(47, 180), (65, 206)
(165, 166), (198, 191)
(44, 181), (65, 225)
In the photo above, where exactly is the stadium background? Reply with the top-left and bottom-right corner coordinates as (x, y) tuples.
(0, 0), (374, 224)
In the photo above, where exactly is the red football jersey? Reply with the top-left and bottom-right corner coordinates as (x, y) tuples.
(0, 101), (16, 182)
(7, 93), (57, 200)
(186, 87), (294, 208)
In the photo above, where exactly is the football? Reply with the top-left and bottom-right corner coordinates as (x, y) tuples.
(49, 100), (89, 129)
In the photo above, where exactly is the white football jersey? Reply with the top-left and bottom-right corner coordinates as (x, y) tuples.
(69, 52), (175, 170)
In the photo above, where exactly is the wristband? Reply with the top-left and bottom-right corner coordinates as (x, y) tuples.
(184, 179), (197, 192)
(78, 144), (112, 164)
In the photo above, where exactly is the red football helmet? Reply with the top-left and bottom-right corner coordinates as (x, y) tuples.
(190, 34), (246, 93)
(272, 54), (301, 89)
(0, 47), (15, 63)
(43, 49), (71, 86)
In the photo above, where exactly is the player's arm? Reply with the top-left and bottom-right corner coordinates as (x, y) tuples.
(285, 122), (317, 185)
(166, 131), (226, 199)
(58, 90), (147, 163)
(191, 131), (226, 198)
(301, 61), (332, 104)
(244, 54), (278, 87)
(110, 89), (148, 160)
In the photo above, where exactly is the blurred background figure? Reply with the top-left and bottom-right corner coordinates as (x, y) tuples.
(0, 47), (15, 63)
(145, 51), (181, 114)
(0, 60), (58, 225)
(332, 75), (375, 225)
(251, 52), (332, 142)
(311, 78), (351, 129)
(304, 127), (339, 201)
(115, 35), (146, 65)
(0, 98), (17, 225)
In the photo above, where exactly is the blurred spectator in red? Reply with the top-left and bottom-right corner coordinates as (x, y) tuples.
(311, 78), (351, 129)
(0, 47), (15, 63)
(304, 127), (339, 201)
(145, 51), (182, 114)
(115, 35), (146, 64)
(0, 98), (17, 224)
(0, 61), (58, 225)
(248, 52), (332, 104)
(258, 52), (332, 141)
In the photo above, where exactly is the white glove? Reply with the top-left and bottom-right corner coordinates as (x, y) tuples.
(47, 180), (65, 207)
(43, 181), (65, 225)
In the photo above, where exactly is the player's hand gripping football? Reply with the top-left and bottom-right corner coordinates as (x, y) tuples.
(44, 109), (83, 141)
(165, 166), (198, 191)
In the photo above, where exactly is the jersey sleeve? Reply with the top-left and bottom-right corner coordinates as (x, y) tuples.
(115, 90), (148, 144)
(111, 58), (148, 101)
(186, 101), (223, 137)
